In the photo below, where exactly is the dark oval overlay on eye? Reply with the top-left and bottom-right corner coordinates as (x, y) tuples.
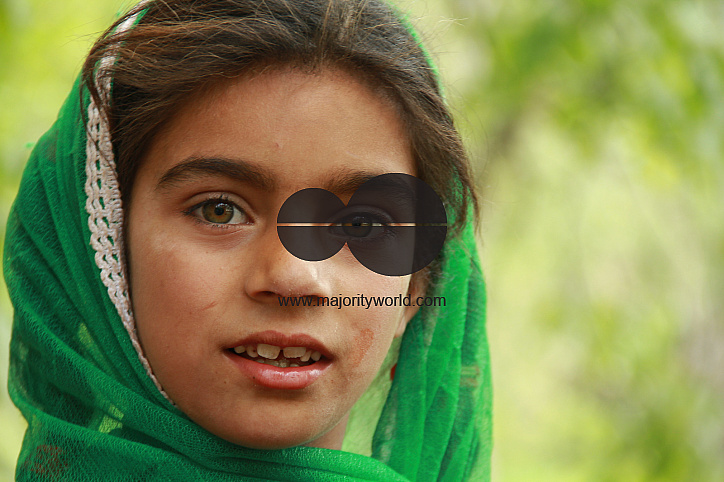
(276, 174), (447, 276)
(346, 174), (447, 276)
(277, 188), (347, 261)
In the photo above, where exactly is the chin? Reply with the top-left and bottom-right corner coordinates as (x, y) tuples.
(211, 419), (341, 451)
(233, 434), (311, 450)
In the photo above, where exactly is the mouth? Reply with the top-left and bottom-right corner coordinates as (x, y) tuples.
(225, 331), (332, 390)
(228, 343), (325, 368)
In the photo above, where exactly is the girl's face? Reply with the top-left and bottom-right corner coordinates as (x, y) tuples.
(126, 66), (420, 450)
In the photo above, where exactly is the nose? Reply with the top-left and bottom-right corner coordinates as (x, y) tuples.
(244, 222), (331, 303)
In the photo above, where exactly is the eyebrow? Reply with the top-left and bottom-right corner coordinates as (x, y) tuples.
(156, 156), (399, 196)
(156, 156), (276, 191)
(321, 169), (388, 197)
(326, 169), (419, 204)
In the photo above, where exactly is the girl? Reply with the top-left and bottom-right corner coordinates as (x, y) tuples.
(5, 0), (492, 479)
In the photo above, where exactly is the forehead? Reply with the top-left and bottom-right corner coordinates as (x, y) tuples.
(140, 65), (415, 194)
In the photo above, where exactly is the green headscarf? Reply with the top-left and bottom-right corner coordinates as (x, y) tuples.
(4, 2), (492, 480)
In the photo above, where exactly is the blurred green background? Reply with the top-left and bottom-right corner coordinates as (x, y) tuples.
(1, 0), (722, 480)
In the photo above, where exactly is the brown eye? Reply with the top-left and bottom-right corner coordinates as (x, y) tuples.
(342, 215), (373, 237)
(193, 199), (247, 225)
(328, 211), (389, 240)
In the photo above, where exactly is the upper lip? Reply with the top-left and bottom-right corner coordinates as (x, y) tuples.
(225, 330), (332, 358)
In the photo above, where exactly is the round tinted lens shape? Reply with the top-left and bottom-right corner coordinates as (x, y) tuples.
(277, 188), (347, 261)
(346, 174), (447, 276)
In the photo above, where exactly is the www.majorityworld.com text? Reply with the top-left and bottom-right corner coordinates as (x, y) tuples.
(277, 294), (446, 310)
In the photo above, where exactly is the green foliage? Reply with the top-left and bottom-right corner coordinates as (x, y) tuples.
(406, 0), (724, 480)
(2, 0), (722, 480)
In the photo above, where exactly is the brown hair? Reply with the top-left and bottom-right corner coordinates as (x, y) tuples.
(82, 0), (477, 279)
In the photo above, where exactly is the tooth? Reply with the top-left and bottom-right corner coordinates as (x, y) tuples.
(311, 351), (321, 361)
(278, 358), (290, 368)
(247, 345), (258, 357)
(257, 344), (281, 359)
(290, 363), (299, 368)
(254, 358), (265, 364)
(233, 345), (246, 354)
(267, 359), (282, 367)
(300, 350), (312, 362)
(283, 347), (306, 358)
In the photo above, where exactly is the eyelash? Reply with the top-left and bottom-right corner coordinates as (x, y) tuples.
(183, 195), (249, 228)
(328, 209), (396, 241)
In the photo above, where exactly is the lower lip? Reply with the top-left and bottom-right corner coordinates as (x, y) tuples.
(225, 352), (331, 390)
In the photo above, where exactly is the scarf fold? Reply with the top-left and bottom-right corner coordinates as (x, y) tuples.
(4, 10), (491, 482)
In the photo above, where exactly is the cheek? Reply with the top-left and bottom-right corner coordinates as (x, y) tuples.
(340, 307), (404, 398)
(128, 226), (231, 346)
(349, 328), (375, 368)
(342, 276), (410, 370)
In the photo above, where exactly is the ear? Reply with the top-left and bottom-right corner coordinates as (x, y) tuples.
(394, 272), (427, 338)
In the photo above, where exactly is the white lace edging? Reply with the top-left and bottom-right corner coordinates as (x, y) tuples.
(84, 2), (173, 403)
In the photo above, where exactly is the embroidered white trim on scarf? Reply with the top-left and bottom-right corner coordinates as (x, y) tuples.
(84, 1), (173, 403)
